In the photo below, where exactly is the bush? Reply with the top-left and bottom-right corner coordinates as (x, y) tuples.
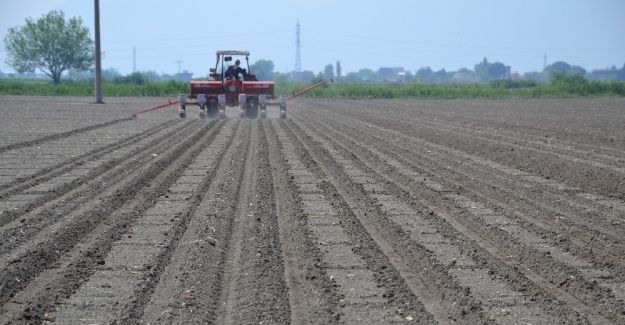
(491, 79), (537, 89)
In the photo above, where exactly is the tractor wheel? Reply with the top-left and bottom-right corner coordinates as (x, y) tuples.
(246, 102), (259, 119)
(206, 102), (219, 118)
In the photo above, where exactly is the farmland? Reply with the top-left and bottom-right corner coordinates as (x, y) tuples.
(0, 96), (624, 324)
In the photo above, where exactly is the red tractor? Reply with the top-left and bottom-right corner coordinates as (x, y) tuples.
(177, 50), (285, 119)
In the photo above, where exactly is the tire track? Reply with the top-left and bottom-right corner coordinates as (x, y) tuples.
(264, 120), (344, 324)
(0, 119), (218, 308)
(218, 121), (291, 324)
(140, 121), (248, 323)
(44, 120), (239, 324)
(291, 112), (619, 324)
(140, 121), (251, 324)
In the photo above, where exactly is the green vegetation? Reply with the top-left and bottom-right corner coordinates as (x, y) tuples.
(277, 79), (625, 99)
(0, 79), (187, 96)
(1, 78), (624, 99)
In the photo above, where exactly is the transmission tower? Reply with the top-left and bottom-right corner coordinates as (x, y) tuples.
(133, 46), (136, 73)
(295, 20), (301, 73)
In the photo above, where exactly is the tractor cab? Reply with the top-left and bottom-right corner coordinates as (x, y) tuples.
(209, 50), (257, 83)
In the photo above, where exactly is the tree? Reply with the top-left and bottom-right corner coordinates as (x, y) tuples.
(474, 57), (510, 82)
(335, 61), (342, 80)
(4, 11), (94, 84)
(323, 63), (335, 79)
(250, 59), (274, 80)
(416, 67), (433, 82)
(544, 61), (586, 77)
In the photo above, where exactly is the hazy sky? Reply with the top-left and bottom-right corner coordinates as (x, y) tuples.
(1, 0), (624, 77)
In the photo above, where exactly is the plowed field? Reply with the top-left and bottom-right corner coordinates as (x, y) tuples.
(1, 96), (624, 324)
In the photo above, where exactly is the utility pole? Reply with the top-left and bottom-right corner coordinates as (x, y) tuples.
(94, 0), (103, 103)
(133, 46), (136, 73)
(543, 53), (547, 70)
(176, 60), (182, 74)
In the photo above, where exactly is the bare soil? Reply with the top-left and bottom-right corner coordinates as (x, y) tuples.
(0, 96), (624, 324)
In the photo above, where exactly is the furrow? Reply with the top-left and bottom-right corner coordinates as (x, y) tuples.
(0, 116), (135, 155)
(298, 107), (625, 283)
(264, 119), (344, 324)
(217, 121), (291, 324)
(302, 107), (625, 241)
(272, 121), (425, 324)
(0, 119), (182, 227)
(281, 120), (463, 324)
(47, 120), (239, 324)
(309, 101), (625, 198)
(289, 117), (570, 324)
(292, 112), (620, 324)
(301, 108), (625, 317)
(0, 119), (203, 256)
(0, 118), (179, 195)
(140, 121), (251, 323)
(360, 100), (625, 167)
(0, 119), (218, 308)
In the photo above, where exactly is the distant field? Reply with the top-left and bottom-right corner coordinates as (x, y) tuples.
(1, 79), (625, 99)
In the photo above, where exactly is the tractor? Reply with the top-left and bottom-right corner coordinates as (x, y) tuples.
(177, 50), (284, 119)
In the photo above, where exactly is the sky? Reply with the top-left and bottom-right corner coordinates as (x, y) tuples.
(1, 0), (624, 77)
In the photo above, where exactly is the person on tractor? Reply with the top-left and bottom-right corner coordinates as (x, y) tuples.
(225, 59), (246, 81)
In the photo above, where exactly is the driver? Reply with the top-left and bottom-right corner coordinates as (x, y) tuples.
(225, 59), (246, 81)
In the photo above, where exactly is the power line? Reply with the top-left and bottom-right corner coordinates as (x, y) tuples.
(303, 28), (625, 52)
(103, 29), (291, 45)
